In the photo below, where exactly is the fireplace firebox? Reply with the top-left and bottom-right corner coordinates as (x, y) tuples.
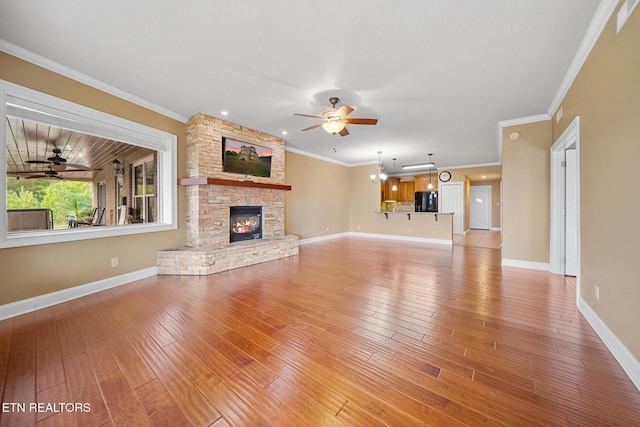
(229, 206), (262, 243)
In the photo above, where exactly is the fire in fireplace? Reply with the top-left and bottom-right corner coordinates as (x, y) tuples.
(229, 206), (263, 242)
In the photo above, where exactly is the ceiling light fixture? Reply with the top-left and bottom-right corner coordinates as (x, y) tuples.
(220, 111), (229, 116)
(402, 161), (435, 170)
(321, 119), (346, 135)
(427, 154), (435, 189)
(370, 151), (387, 183)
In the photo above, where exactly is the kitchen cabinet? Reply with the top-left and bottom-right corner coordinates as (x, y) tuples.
(397, 181), (415, 201)
(414, 174), (437, 192)
(380, 177), (400, 201)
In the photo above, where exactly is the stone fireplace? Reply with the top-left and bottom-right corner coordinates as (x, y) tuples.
(156, 113), (298, 275)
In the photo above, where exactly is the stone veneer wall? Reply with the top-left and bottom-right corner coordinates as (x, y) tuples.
(186, 113), (285, 183)
(157, 113), (298, 275)
(186, 185), (285, 247)
(185, 113), (287, 247)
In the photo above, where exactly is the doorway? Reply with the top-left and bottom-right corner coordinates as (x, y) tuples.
(550, 117), (581, 301)
(440, 182), (464, 234)
(469, 185), (491, 230)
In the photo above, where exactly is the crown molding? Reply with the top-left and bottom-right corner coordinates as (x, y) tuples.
(443, 161), (502, 170)
(546, 0), (620, 117)
(284, 146), (351, 167)
(0, 39), (188, 123)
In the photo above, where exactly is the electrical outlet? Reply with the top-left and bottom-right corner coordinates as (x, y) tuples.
(595, 285), (600, 301)
(111, 257), (119, 268)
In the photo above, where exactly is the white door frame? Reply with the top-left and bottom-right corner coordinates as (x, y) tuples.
(550, 116), (581, 302)
(439, 181), (464, 234)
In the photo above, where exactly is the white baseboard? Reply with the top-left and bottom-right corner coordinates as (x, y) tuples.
(348, 232), (452, 245)
(490, 227), (502, 231)
(298, 232), (350, 245)
(501, 258), (550, 271)
(578, 296), (640, 392)
(0, 267), (157, 321)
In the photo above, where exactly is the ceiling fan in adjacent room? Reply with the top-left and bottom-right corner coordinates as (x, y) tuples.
(294, 97), (378, 136)
(24, 166), (63, 180)
(25, 146), (94, 171)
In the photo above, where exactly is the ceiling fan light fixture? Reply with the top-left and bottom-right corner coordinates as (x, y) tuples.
(321, 120), (346, 134)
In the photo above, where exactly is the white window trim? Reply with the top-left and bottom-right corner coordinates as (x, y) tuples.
(1, 80), (178, 249)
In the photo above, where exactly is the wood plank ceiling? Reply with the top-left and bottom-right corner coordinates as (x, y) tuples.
(5, 116), (142, 181)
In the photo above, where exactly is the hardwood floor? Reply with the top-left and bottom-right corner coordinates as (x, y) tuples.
(1, 236), (639, 426)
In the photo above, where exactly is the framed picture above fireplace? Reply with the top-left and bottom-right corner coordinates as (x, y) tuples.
(222, 137), (272, 177)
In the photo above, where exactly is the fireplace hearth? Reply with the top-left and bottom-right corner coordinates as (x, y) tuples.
(229, 206), (262, 242)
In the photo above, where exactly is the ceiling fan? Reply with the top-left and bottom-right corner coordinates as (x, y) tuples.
(25, 166), (63, 180)
(294, 97), (378, 136)
(25, 146), (94, 171)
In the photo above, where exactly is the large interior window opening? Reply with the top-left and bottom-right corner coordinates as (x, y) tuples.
(1, 80), (177, 248)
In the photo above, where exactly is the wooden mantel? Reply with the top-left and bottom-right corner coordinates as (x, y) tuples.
(177, 177), (292, 191)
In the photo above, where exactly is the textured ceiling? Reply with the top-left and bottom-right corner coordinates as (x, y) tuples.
(0, 0), (602, 170)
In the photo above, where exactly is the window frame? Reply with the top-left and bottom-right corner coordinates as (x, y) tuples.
(131, 154), (156, 223)
(1, 80), (178, 249)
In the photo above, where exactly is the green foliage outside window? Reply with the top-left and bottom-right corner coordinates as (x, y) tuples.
(7, 179), (92, 228)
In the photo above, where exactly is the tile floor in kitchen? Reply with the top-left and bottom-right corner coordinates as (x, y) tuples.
(453, 229), (501, 249)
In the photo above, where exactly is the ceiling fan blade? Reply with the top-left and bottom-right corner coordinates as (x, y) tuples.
(338, 127), (350, 137)
(294, 113), (324, 119)
(344, 118), (378, 125)
(336, 105), (354, 119)
(25, 159), (51, 164)
(301, 123), (323, 131)
(26, 174), (62, 180)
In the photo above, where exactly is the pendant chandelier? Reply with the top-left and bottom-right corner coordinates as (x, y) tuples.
(370, 151), (387, 183)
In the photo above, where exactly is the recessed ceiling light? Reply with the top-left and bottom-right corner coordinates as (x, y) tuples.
(220, 111), (229, 116)
(281, 131), (288, 135)
(481, 175), (486, 179)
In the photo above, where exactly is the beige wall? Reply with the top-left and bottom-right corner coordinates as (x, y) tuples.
(551, 6), (640, 359)
(284, 151), (350, 239)
(501, 120), (551, 263)
(0, 52), (187, 305)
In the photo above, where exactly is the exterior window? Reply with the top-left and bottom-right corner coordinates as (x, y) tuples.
(1, 81), (177, 249)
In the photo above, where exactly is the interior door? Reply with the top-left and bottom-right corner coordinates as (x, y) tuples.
(440, 182), (464, 234)
(469, 185), (491, 230)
